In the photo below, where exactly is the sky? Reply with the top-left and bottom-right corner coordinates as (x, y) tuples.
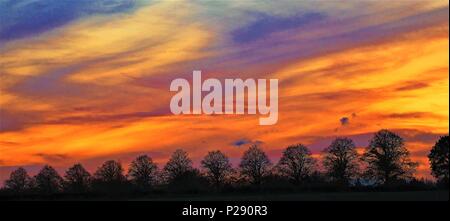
(0, 0), (449, 183)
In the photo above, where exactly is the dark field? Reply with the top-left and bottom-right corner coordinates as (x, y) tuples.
(1, 190), (447, 201)
(135, 191), (449, 201)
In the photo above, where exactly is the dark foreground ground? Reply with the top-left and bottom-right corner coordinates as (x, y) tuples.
(2, 190), (448, 201)
(134, 191), (449, 201)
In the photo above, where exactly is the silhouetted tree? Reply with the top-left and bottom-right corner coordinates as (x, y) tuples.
(201, 150), (233, 188)
(362, 129), (417, 185)
(428, 135), (449, 187)
(92, 160), (128, 194)
(128, 155), (158, 190)
(277, 144), (316, 185)
(64, 163), (91, 193)
(239, 145), (271, 185)
(94, 160), (126, 183)
(164, 149), (194, 181)
(35, 165), (63, 194)
(4, 167), (33, 193)
(323, 137), (360, 185)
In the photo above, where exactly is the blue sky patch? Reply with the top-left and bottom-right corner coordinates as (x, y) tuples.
(232, 12), (325, 44)
(0, 0), (136, 41)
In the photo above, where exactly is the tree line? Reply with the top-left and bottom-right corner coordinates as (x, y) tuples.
(1, 130), (448, 198)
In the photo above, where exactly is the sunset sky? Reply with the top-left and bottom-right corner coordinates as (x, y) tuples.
(0, 0), (448, 183)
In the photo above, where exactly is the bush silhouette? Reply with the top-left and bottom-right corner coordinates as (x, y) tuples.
(167, 169), (210, 194)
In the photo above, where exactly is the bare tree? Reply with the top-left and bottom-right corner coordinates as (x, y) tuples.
(201, 150), (233, 188)
(428, 135), (449, 186)
(362, 129), (417, 185)
(239, 145), (271, 185)
(128, 155), (158, 189)
(94, 160), (126, 183)
(277, 144), (316, 184)
(35, 165), (63, 194)
(4, 167), (33, 193)
(64, 163), (91, 193)
(323, 137), (360, 185)
(164, 149), (193, 181)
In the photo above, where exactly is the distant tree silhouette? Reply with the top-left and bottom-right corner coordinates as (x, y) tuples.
(201, 150), (233, 189)
(128, 155), (158, 190)
(3, 132), (448, 199)
(35, 165), (63, 194)
(362, 129), (417, 185)
(64, 163), (91, 193)
(323, 137), (360, 186)
(92, 160), (128, 194)
(164, 149), (194, 181)
(239, 145), (271, 185)
(93, 160), (126, 183)
(428, 135), (449, 187)
(4, 167), (33, 193)
(277, 144), (316, 185)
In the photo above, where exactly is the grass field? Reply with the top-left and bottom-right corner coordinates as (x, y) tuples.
(135, 191), (449, 201)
